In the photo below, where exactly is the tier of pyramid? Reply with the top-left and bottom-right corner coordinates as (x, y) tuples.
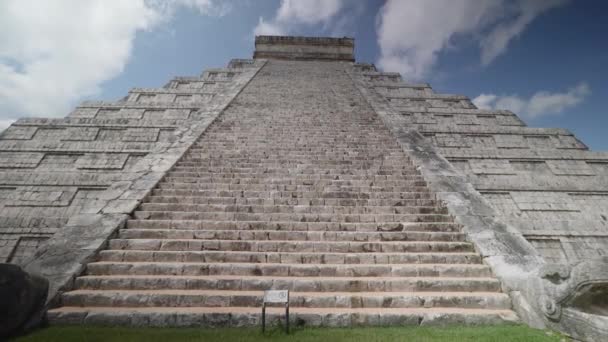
(47, 60), (517, 326)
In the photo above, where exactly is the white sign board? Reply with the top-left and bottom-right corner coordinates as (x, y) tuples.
(264, 290), (289, 303)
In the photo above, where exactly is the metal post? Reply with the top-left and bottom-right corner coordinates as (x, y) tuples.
(285, 302), (289, 334)
(262, 303), (266, 333)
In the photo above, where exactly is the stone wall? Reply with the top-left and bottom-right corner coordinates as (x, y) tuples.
(349, 63), (608, 341)
(351, 66), (608, 264)
(254, 35), (354, 61)
(0, 59), (264, 302)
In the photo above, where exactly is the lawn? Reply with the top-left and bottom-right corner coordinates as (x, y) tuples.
(13, 325), (564, 342)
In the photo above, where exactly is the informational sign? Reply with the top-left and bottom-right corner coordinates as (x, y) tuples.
(262, 290), (289, 334)
(264, 290), (289, 304)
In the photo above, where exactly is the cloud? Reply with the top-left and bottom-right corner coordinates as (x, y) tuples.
(148, 0), (233, 19)
(254, 18), (286, 36)
(0, 0), (227, 124)
(472, 82), (590, 118)
(376, 0), (567, 80)
(253, 0), (356, 37)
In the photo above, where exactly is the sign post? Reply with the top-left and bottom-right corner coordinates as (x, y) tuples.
(262, 290), (289, 334)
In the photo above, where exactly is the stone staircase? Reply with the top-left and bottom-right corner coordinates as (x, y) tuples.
(48, 60), (518, 327)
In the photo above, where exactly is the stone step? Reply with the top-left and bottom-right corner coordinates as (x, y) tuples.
(170, 166), (419, 174)
(199, 132), (400, 136)
(193, 137), (404, 143)
(108, 239), (473, 253)
(118, 229), (465, 242)
(85, 262), (491, 278)
(201, 128), (395, 133)
(164, 172), (424, 181)
(74, 275), (502, 292)
(187, 144), (404, 149)
(170, 167), (422, 176)
(125, 220), (461, 233)
(159, 177), (427, 187)
(174, 162), (413, 169)
(144, 196), (442, 207)
(98, 250), (482, 265)
(137, 203), (449, 215)
(194, 140), (403, 145)
(179, 155), (409, 162)
(61, 290), (511, 309)
(48, 306), (519, 327)
(156, 182), (432, 193)
(173, 162), (415, 169)
(195, 138), (401, 142)
(184, 153), (410, 160)
(131, 211), (453, 223)
(150, 189), (436, 200)
(187, 146), (405, 152)
(199, 129), (397, 133)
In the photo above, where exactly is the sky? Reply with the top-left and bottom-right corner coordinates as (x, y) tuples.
(1, 0), (607, 150)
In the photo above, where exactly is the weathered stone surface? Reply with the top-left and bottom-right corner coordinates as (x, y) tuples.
(253, 36), (354, 61)
(348, 61), (608, 341)
(0, 263), (48, 338)
(46, 38), (518, 330)
(0, 59), (265, 307)
(2, 35), (607, 340)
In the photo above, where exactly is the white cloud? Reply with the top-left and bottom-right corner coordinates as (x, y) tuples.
(148, 0), (233, 18)
(470, 94), (498, 111)
(253, 0), (350, 36)
(254, 18), (286, 36)
(472, 82), (590, 118)
(0, 0), (228, 124)
(376, 0), (567, 80)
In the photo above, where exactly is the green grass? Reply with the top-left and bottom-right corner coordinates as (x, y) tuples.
(13, 325), (563, 342)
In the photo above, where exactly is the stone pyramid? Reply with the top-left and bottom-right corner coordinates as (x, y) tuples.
(1, 36), (606, 340)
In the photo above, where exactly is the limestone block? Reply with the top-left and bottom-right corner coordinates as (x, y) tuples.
(69, 107), (98, 118)
(97, 108), (144, 120)
(525, 135), (554, 149)
(0, 126), (37, 140)
(33, 128), (67, 140)
(494, 135), (528, 149)
(0, 152), (44, 168)
(95, 108), (121, 119)
(464, 134), (494, 147)
(122, 128), (160, 142)
(75, 153), (129, 170)
(174, 95), (193, 103)
(412, 112), (436, 124)
(137, 94), (158, 103)
(469, 159), (516, 175)
(555, 135), (586, 149)
(7, 186), (78, 207)
(546, 160), (595, 176)
(510, 191), (579, 212)
(176, 81), (205, 89)
(63, 127), (100, 141)
(434, 133), (469, 148)
(496, 115), (524, 126)
(6, 237), (49, 265)
(144, 109), (191, 121)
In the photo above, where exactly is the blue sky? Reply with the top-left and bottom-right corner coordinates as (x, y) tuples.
(1, 0), (607, 150)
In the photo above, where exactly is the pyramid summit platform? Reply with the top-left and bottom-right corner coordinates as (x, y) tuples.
(1, 36), (606, 341)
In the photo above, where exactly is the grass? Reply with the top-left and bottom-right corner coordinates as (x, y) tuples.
(13, 325), (564, 342)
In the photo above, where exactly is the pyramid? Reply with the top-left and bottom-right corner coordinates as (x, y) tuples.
(1, 36), (606, 340)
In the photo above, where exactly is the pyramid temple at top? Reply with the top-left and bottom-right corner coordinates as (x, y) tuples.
(0, 36), (606, 340)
